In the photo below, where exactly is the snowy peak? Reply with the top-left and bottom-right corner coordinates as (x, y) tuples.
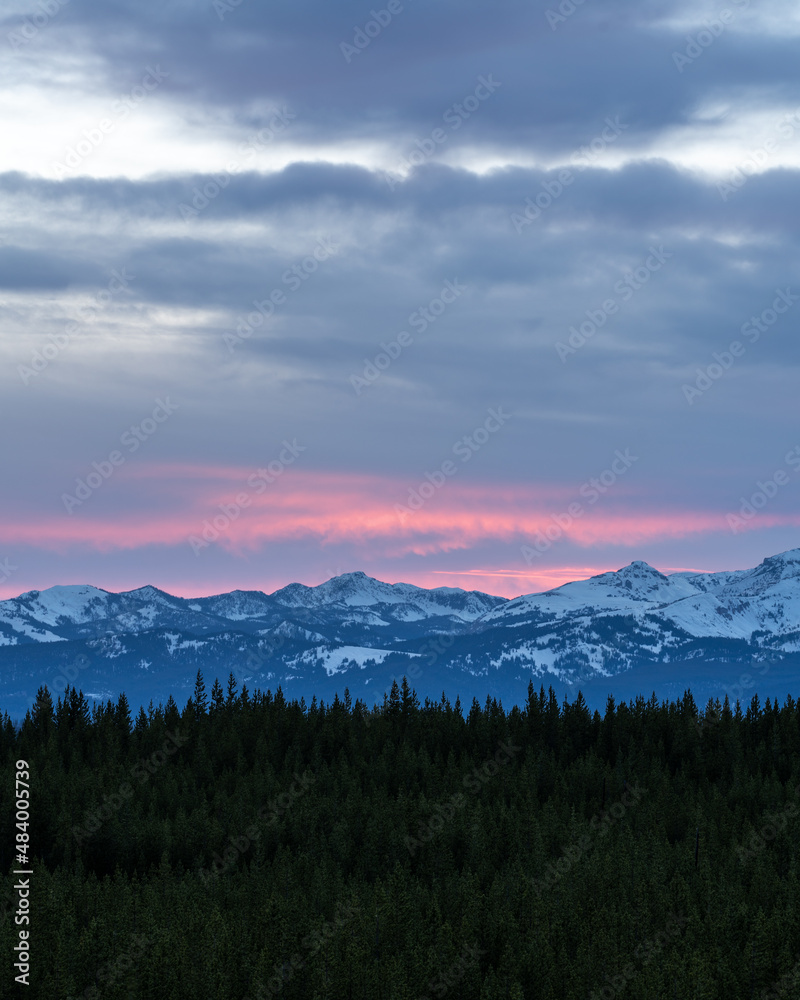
(736, 549), (800, 592)
(117, 585), (182, 608)
(673, 550), (800, 599)
(188, 590), (276, 620)
(0, 572), (505, 648)
(2, 549), (800, 713)
(516, 559), (695, 612)
(270, 582), (316, 608)
(3, 548), (800, 661)
(584, 561), (673, 600)
(614, 560), (666, 581)
(307, 571), (393, 607)
(764, 546), (800, 567)
(12, 585), (113, 625)
(270, 572), (503, 620)
(473, 548), (800, 643)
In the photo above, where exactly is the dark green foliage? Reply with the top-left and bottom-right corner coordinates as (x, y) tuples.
(1, 678), (800, 998)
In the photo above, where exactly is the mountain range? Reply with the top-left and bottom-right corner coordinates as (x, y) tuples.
(2, 549), (800, 719)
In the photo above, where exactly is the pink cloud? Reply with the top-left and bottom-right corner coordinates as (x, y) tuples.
(5, 464), (800, 562)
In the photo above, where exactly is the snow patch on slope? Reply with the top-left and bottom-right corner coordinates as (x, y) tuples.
(291, 644), (421, 677)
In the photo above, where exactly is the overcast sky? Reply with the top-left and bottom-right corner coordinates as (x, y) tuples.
(2, 0), (799, 599)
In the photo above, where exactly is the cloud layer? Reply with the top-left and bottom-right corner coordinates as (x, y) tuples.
(2, 0), (799, 598)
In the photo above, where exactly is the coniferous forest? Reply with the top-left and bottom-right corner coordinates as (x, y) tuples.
(1, 675), (800, 999)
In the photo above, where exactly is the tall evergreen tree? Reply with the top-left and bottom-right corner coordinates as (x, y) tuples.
(210, 678), (224, 713)
(226, 671), (238, 707)
(193, 669), (208, 719)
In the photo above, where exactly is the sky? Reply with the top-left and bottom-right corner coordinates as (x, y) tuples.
(1, 0), (800, 600)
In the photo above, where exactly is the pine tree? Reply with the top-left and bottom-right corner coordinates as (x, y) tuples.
(134, 705), (148, 735)
(210, 678), (224, 713)
(164, 693), (181, 729)
(31, 685), (55, 740)
(193, 669), (208, 719)
(388, 679), (401, 719)
(115, 692), (132, 749)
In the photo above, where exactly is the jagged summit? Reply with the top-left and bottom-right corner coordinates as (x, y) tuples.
(0, 570), (504, 646)
(270, 572), (502, 617)
(303, 571), (391, 607)
(1, 549), (800, 717)
(716, 547), (800, 598)
(118, 585), (180, 606)
(512, 558), (689, 609)
(625, 560), (667, 575)
(755, 548), (800, 578)
(588, 560), (669, 589)
(2, 546), (800, 650)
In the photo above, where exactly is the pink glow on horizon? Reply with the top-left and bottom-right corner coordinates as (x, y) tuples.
(2, 465), (799, 604)
(4, 465), (800, 558)
(0, 559), (755, 603)
(0, 503), (749, 554)
(420, 565), (618, 595)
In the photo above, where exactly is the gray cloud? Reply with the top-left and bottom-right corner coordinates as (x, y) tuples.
(1, 0), (799, 598)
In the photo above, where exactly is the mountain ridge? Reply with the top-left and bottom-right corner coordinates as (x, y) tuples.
(2, 549), (800, 717)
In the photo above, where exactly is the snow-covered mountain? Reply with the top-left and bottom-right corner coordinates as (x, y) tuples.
(479, 551), (800, 639)
(2, 553), (800, 718)
(0, 572), (504, 648)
